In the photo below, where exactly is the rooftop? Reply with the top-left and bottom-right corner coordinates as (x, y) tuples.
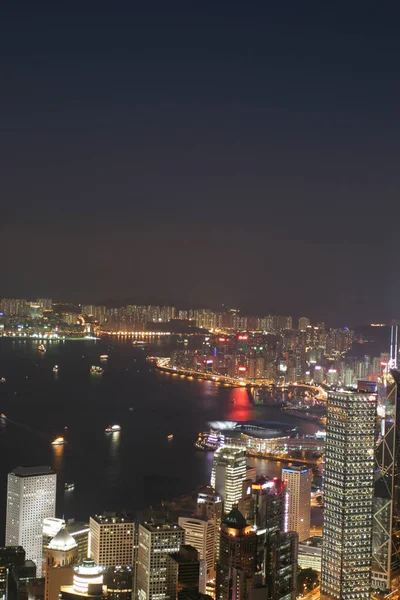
(91, 514), (133, 525)
(141, 521), (184, 533)
(48, 527), (78, 552)
(222, 507), (247, 530)
(12, 465), (55, 477)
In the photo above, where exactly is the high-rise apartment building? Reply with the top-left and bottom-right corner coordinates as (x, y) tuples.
(298, 317), (310, 331)
(178, 517), (216, 581)
(211, 448), (247, 513)
(6, 466), (57, 577)
(281, 466), (312, 542)
(89, 514), (135, 568)
(320, 390), (377, 600)
(136, 522), (184, 600)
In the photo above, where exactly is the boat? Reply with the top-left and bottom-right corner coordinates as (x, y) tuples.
(105, 424), (121, 433)
(195, 429), (225, 451)
(38, 345), (46, 353)
(53, 365), (59, 373)
(64, 482), (75, 492)
(167, 434), (174, 441)
(0, 377), (6, 383)
(90, 365), (103, 375)
(51, 437), (66, 446)
(100, 354), (109, 361)
(0, 413), (6, 419)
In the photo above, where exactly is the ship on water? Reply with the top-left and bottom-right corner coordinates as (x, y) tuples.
(195, 430), (225, 451)
(90, 365), (103, 375)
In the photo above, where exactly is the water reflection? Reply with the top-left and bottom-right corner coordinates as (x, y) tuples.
(106, 431), (122, 488)
(52, 444), (64, 473)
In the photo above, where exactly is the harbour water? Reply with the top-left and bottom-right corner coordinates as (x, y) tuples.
(0, 338), (319, 538)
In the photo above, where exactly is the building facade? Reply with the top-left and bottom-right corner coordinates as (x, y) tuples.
(89, 514), (135, 568)
(136, 522), (184, 600)
(281, 466), (312, 542)
(178, 517), (216, 581)
(320, 390), (377, 600)
(211, 448), (247, 513)
(6, 466), (57, 577)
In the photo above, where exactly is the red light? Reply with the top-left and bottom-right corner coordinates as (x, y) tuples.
(218, 338), (226, 342)
(381, 362), (388, 366)
(238, 366), (247, 372)
(238, 335), (248, 340)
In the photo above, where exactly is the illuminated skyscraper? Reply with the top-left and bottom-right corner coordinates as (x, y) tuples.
(178, 516), (216, 581)
(45, 528), (79, 600)
(6, 466), (57, 577)
(281, 466), (312, 542)
(211, 448), (247, 513)
(136, 522), (184, 600)
(320, 390), (377, 600)
(89, 514), (134, 568)
(216, 508), (257, 600)
(60, 559), (106, 600)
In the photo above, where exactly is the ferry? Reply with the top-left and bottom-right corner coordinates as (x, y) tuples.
(0, 377), (6, 383)
(51, 436), (66, 446)
(53, 365), (59, 373)
(195, 430), (225, 451)
(38, 344), (46, 353)
(105, 424), (121, 433)
(64, 482), (75, 492)
(90, 365), (104, 375)
(100, 354), (109, 361)
(167, 434), (174, 441)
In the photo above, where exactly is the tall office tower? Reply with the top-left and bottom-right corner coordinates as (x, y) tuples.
(251, 478), (297, 600)
(167, 545), (200, 600)
(298, 317), (310, 331)
(320, 390), (377, 600)
(104, 567), (133, 600)
(211, 448), (247, 513)
(178, 517), (216, 582)
(216, 508), (257, 600)
(60, 559), (106, 600)
(281, 466), (312, 542)
(89, 514), (134, 568)
(372, 360), (400, 589)
(45, 528), (79, 600)
(6, 466), (57, 577)
(136, 522), (184, 600)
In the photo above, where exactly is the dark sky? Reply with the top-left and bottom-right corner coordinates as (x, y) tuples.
(1, 1), (399, 325)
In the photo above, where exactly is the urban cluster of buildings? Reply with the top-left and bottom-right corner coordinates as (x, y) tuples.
(2, 358), (400, 600)
(1, 449), (314, 600)
(169, 329), (384, 389)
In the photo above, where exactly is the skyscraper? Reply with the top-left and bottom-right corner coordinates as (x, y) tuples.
(211, 448), (247, 513)
(251, 477), (297, 600)
(216, 507), (257, 600)
(320, 390), (377, 600)
(281, 466), (312, 542)
(136, 522), (184, 600)
(6, 466), (57, 577)
(178, 517), (216, 581)
(372, 365), (400, 590)
(89, 514), (135, 568)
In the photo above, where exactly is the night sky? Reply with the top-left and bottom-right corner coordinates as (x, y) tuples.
(1, 2), (399, 325)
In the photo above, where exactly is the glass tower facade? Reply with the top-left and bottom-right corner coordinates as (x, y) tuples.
(372, 368), (400, 589)
(321, 391), (377, 600)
